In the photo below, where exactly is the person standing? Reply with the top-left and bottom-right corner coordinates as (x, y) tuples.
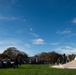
(14, 57), (18, 69)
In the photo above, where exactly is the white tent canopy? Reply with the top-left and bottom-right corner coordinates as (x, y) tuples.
(51, 57), (76, 69)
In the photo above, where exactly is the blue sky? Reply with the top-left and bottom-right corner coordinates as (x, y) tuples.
(0, 0), (76, 56)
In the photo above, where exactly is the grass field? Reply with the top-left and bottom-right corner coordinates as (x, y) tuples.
(0, 64), (76, 75)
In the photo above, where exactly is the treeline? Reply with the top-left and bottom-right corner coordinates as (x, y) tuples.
(0, 47), (75, 64)
(34, 52), (75, 64)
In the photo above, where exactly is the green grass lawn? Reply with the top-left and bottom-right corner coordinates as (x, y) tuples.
(0, 64), (76, 75)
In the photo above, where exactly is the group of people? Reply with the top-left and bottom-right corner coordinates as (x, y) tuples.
(0, 57), (23, 69)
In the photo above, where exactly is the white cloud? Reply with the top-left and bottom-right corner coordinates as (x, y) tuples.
(61, 49), (76, 55)
(30, 33), (39, 38)
(65, 43), (75, 46)
(50, 42), (60, 45)
(32, 38), (45, 45)
(65, 46), (73, 49)
(0, 16), (26, 22)
(0, 39), (22, 45)
(56, 28), (71, 34)
(25, 43), (31, 48)
(72, 18), (76, 24)
(55, 45), (76, 54)
(0, 16), (18, 20)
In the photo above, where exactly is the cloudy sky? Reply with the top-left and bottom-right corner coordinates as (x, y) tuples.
(0, 0), (76, 56)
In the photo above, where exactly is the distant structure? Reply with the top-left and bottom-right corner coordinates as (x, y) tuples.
(51, 57), (76, 69)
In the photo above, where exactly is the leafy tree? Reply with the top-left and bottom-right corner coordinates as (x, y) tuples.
(2, 47), (28, 59)
(34, 51), (63, 64)
(17, 53), (28, 59)
(0, 54), (9, 59)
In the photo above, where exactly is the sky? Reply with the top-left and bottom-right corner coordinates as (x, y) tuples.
(0, 0), (76, 56)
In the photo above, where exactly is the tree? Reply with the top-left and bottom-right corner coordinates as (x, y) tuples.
(17, 53), (28, 59)
(3, 47), (28, 59)
(0, 54), (9, 59)
(34, 51), (63, 64)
